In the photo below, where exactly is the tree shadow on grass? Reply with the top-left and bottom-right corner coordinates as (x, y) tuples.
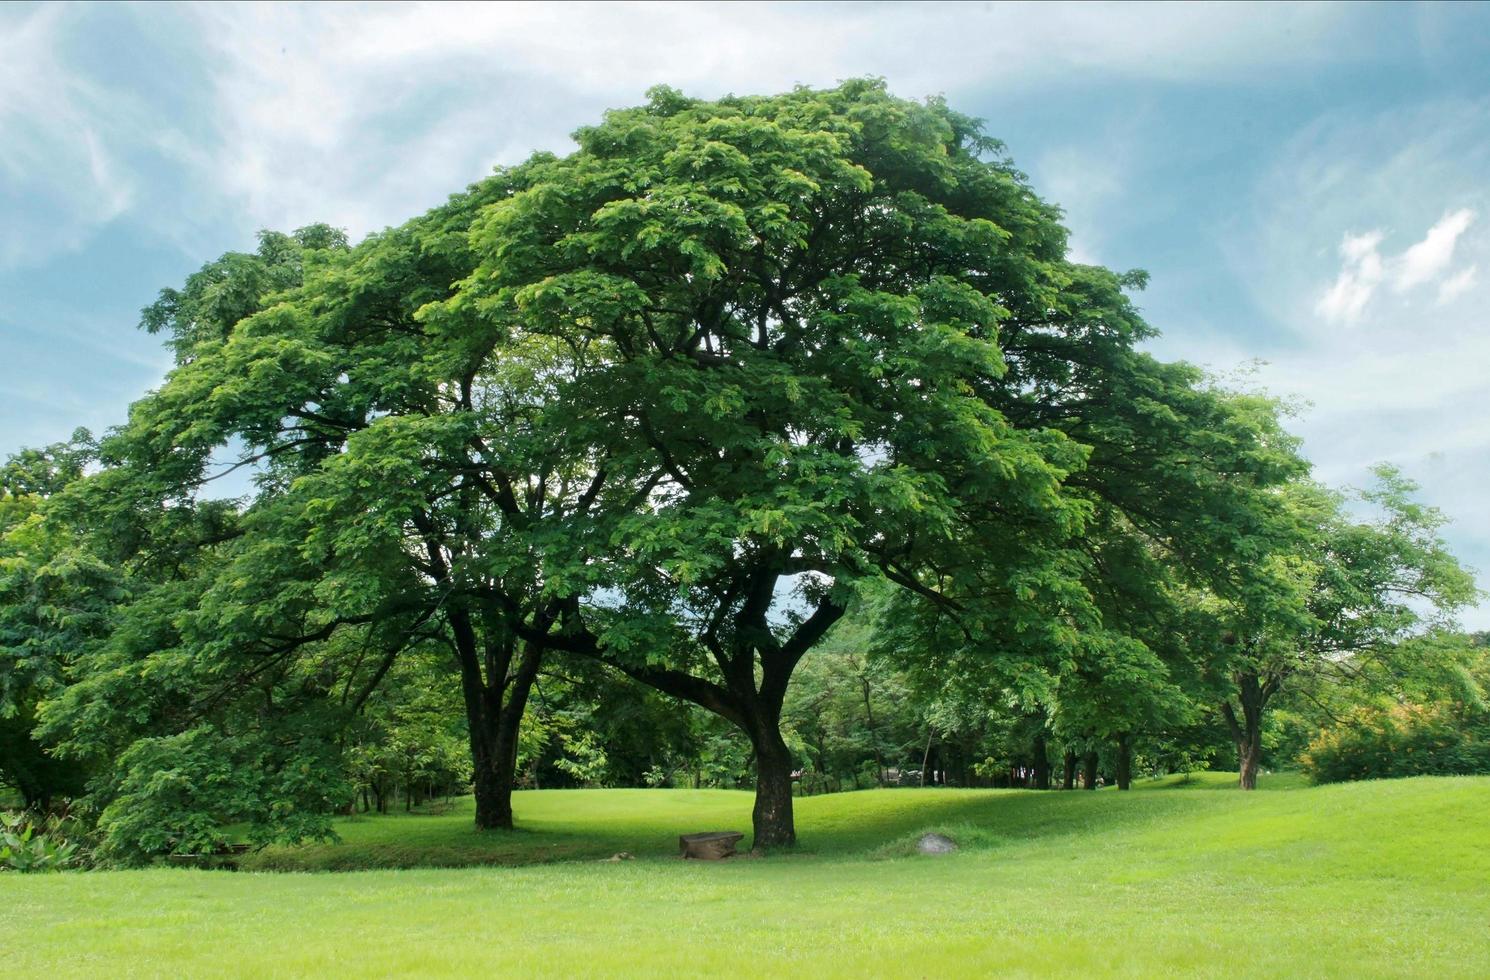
(243, 774), (1285, 872)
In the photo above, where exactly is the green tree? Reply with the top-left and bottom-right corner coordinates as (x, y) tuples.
(1208, 470), (1478, 789)
(0, 432), (109, 808)
(441, 80), (1120, 846)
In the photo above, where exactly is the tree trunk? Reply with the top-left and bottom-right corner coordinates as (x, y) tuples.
(470, 666), (537, 830)
(1062, 749), (1076, 790)
(750, 721), (796, 850)
(1115, 733), (1132, 790)
(1033, 732), (1051, 790)
(1237, 733), (1261, 790)
(457, 620), (543, 830)
(1221, 670), (1276, 792)
(418, 530), (548, 832)
(1082, 750), (1098, 790)
(472, 731), (517, 830)
(920, 730), (934, 787)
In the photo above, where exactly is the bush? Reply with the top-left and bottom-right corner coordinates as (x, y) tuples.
(1302, 702), (1490, 783)
(0, 809), (85, 872)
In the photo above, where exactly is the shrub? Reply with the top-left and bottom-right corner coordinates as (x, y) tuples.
(0, 809), (84, 872)
(1301, 702), (1490, 783)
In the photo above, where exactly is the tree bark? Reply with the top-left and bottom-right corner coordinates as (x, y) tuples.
(1082, 750), (1099, 790)
(1033, 732), (1051, 790)
(1115, 732), (1132, 790)
(457, 617), (543, 830)
(749, 715), (797, 850)
(1221, 670), (1277, 792)
(1237, 732), (1261, 791)
(471, 721), (518, 830)
(415, 526), (544, 832)
(1062, 749), (1076, 790)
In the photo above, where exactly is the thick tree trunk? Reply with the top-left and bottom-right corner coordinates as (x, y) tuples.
(470, 667), (537, 829)
(455, 615), (542, 830)
(1033, 732), (1051, 790)
(1115, 733), (1132, 791)
(418, 528), (548, 833)
(750, 721), (796, 850)
(1082, 750), (1099, 790)
(1062, 749), (1076, 790)
(574, 589), (845, 850)
(472, 734), (518, 830)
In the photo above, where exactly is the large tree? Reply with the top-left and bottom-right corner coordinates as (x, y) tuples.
(437, 81), (1140, 846)
(41, 208), (580, 840)
(38, 80), (1327, 854)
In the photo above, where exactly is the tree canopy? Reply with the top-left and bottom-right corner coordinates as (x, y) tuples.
(1, 80), (1479, 858)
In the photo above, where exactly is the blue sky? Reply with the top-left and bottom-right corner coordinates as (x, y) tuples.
(3, 1), (1489, 625)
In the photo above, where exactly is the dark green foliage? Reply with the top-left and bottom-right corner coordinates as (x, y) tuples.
(94, 724), (350, 865)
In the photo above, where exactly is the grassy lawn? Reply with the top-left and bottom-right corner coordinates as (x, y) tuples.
(6, 773), (1488, 977)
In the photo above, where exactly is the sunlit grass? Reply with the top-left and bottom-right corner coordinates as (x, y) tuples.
(6, 773), (1487, 977)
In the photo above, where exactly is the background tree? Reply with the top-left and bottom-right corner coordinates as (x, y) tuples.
(1206, 470), (1478, 789)
(1299, 632), (1490, 782)
(0, 432), (106, 808)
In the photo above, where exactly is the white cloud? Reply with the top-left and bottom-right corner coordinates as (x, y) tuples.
(1314, 211), (1479, 324)
(0, 1), (1372, 268)
(170, 1), (1366, 255)
(1437, 265), (1478, 305)
(1395, 208), (1475, 291)
(1316, 230), (1386, 324)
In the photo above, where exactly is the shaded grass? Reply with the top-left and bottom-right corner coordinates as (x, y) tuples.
(241, 770), (1298, 871)
(5, 773), (1488, 977)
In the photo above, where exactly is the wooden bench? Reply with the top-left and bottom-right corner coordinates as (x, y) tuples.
(679, 830), (744, 860)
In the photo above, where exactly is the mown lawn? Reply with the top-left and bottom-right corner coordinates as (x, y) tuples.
(5, 773), (1488, 977)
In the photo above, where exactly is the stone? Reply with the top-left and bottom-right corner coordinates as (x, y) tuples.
(679, 830), (744, 860)
(916, 832), (957, 855)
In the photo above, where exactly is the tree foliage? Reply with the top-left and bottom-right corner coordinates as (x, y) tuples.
(1, 81), (1481, 860)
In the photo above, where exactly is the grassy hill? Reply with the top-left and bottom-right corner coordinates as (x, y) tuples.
(5, 773), (1488, 977)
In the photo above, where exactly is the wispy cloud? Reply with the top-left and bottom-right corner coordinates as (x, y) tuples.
(1231, 99), (1490, 623)
(1316, 230), (1387, 324)
(1315, 210), (1477, 324)
(0, 6), (140, 265)
(1396, 208), (1476, 292)
(1438, 265), (1478, 305)
(2, 2), (1364, 260)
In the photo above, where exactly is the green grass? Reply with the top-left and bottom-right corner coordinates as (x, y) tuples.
(6, 773), (1488, 977)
